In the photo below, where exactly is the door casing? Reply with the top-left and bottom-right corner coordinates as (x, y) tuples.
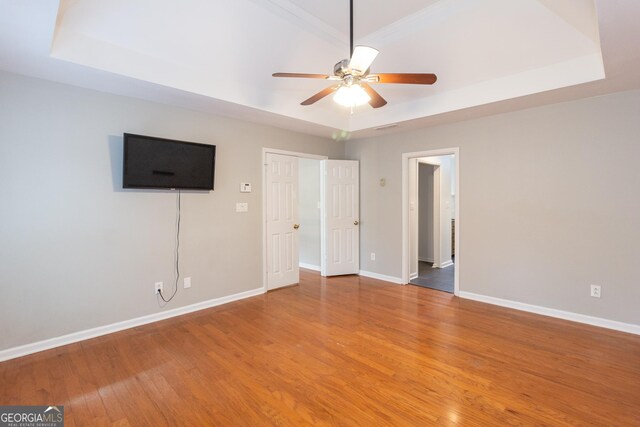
(402, 148), (460, 295)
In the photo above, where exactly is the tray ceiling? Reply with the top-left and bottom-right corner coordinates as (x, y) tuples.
(1, 0), (638, 138)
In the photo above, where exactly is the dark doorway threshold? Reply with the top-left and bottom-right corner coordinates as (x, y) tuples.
(409, 261), (454, 293)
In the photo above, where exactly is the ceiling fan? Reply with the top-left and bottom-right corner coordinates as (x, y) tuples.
(272, 0), (437, 109)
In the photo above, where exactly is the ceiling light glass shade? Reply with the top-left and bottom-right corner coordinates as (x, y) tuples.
(349, 46), (379, 74)
(333, 84), (371, 107)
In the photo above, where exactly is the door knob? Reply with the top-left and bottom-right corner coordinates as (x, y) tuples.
(293, 224), (300, 229)
(354, 220), (359, 226)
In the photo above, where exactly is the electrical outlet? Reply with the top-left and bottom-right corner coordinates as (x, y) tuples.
(370, 252), (376, 261)
(184, 277), (191, 289)
(155, 282), (163, 294)
(590, 284), (601, 298)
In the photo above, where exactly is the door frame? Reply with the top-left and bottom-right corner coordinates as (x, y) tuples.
(402, 148), (460, 295)
(262, 148), (328, 292)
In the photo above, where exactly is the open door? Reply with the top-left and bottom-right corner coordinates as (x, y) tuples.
(321, 160), (360, 276)
(266, 153), (299, 290)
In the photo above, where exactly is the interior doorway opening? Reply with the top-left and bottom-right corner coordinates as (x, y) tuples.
(298, 158), (322, 272)
(410, 156), (455, 293)
(402, 148), (460, 295)
(262, 149), (361, 291)
(262, 149), (327, 291)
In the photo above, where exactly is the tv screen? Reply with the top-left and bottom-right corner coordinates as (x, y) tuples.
(123, 133), (216, 190)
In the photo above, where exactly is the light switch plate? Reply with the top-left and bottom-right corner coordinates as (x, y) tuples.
(236, 202), (249, 212)
(240, 183), (252, 193)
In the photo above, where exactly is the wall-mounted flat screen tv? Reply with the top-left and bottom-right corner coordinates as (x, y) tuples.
(123, 133), (216, 190)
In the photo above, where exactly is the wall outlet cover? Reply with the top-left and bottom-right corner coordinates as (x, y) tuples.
(184, 277), (191, 289)
(155, 282), (163, 294)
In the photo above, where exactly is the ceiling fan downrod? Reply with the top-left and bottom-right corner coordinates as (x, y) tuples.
(350, 0), (354, 58)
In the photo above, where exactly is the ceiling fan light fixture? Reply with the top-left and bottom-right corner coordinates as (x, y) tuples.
(333, 84), (370, 107)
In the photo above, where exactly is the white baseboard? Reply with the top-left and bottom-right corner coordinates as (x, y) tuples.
(0, 287), (265, 363)
(458, 291), (640, 335)
(359, 270), (404, 284)
(299, 263), (320, 271)
(439, 260), (454, 268)
(418, 257), (434, 263)
(409, 272), (419, 280)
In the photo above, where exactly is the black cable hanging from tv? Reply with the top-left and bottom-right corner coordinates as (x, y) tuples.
(159, 190), (180, 303)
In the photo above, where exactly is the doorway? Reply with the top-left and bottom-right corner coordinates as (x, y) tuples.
(262, 149), (327, 291)
(410, 157), (455, 293)
(298, 157), (322, 272)
(262, 150), (360, 291)
(402, 148), (460, 295)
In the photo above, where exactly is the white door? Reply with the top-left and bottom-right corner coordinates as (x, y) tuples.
(321, 160), (360, 276)
(266, 153), (299, 290)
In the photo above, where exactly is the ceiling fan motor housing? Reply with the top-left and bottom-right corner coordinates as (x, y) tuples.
(334, 59), (351, 78)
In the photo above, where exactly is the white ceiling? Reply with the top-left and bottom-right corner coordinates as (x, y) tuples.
(1, 0), (639, 139)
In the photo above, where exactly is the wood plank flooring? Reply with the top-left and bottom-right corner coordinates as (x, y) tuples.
(1, 270), (639, 426)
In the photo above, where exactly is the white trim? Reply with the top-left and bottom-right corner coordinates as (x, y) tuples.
(0, 287), (265, 363)
(358, 270), (403, 284)
(299, 262), (320, 271)
(320, 160), (327, 276)
(418, 257), (434, 263)
(458, 291), (640, 335)
(262, 148), (328, 160)
(409, 272), (419, 280)
(402, 148), (460, 296)
(439, 260), (454, 268)
(262, 148), (328, 292)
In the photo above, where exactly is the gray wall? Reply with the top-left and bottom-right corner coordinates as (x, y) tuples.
(418, 163), (435, 262)
(436, 156), (453, 266)
(346, 90), (640, 325)
(298, 158), (321, 268)
(2, 68), (639, 352)
(0, 71), (343, 351)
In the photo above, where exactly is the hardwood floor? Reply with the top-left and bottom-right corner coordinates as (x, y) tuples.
(2, 270), (639, 426)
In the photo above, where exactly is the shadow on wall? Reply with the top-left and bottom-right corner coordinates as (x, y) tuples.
(108, 134), (125, 192)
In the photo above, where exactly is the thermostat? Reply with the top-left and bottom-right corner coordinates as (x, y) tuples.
(240, 183), (252, 193)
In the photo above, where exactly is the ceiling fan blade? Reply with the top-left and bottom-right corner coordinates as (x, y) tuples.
(349, 46), (379, 74)
(272, 73), (330, 79)
(370, 73), (437, 85)
(301, 85), (341, 106)
(360, 83), (387, 108)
